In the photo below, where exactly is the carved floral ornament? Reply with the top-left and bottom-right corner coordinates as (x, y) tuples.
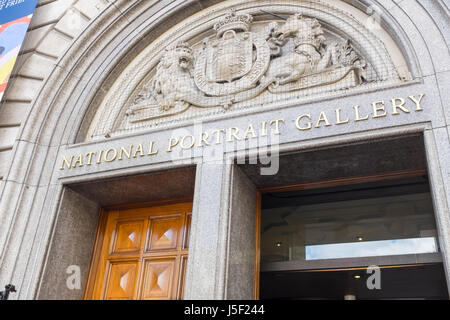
(89, 4), (404, 140)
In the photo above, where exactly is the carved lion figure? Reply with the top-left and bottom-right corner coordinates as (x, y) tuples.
(136, 42), (197, 111)
(266, 14), (336, 85)
(151, 42), (197, 110)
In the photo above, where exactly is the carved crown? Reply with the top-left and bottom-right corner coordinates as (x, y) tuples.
(214, 9), (253, 37)
(163, 42), (193, 59)
(172, 42), (193, 56)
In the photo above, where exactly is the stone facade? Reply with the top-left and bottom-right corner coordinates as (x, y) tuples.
(0, 0), (449, 300)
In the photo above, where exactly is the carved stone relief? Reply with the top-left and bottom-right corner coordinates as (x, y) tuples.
(125, 10), (371, 124)
(88, 1), (404, 140)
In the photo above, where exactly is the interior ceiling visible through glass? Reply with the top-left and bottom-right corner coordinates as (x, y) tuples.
(261, 176), (438, 263)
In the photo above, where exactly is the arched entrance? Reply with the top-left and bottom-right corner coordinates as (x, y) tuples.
(0, 0), (449, 300)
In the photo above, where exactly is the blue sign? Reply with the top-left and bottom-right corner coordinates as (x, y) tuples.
(0, 0), (38, 24)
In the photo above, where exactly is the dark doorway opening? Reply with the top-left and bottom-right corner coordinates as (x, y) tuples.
(248, 135), (449, 300)
(261, 264), (449, 300)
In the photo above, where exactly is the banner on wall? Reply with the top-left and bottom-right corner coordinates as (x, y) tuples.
(0, 0), (38, 102)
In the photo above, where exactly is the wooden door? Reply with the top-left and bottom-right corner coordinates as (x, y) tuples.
(85, 202), (192, 300)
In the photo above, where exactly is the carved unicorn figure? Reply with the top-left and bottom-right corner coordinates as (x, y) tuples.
(266, 14), (337, 85)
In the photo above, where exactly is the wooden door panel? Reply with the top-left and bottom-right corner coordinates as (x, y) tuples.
(104, 260), (139, 300)
(140, 257), (177, 300)
(147, 215), (183, 251)
(183, 214), (192, 249)
(112, 220), (145, 254)
(177, 255), (188, 299)
(85, 202), (192, 300)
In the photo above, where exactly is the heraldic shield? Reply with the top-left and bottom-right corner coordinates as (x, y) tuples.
(206, 30), (253, 83)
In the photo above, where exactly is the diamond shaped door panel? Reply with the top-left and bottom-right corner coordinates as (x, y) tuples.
(112, 220), (144, 254)
(141, 258), (176, 300)
(104, 261), (138, 300)
(148, 215), (182, 251)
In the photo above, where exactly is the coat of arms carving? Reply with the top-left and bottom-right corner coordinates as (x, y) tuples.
(126, 10), (372, 123)
(194, 10), (271, 97)
(208, 21), (253, 83)
(207, 32), (253, 83)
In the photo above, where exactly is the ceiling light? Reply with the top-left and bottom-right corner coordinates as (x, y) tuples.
(276, 242), (282, 247)
(356, 236), (364, 241)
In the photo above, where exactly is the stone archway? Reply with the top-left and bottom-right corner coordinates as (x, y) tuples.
(0, 0), (448, 300)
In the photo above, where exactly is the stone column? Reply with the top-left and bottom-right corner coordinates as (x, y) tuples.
(184, 163), (257, 300)
(226, 165), (257, 299)
(183, 162), (232, 300)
